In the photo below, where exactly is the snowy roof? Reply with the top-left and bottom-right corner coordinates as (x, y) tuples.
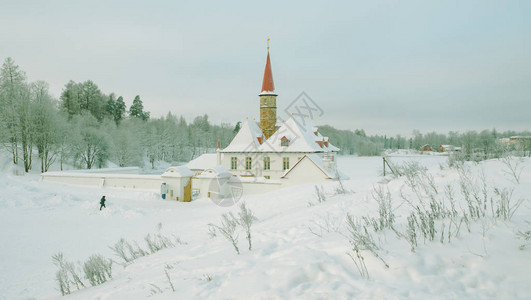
(259, 116), (339, 153)
(186, 153), (220, 171)
(222, 120), (264, 153)
(62, 167), (140, 174)
(41, 172), (161, 180)
(162, 166), (194, 178)
(196, 165), (232, 179)
(221, 116), (339, 153)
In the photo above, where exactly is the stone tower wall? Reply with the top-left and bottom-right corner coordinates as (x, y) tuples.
(260, 94), (277, 139)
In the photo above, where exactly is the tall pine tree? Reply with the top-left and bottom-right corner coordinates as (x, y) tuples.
(114, 96), (126, 125)
(129, 95), (149, 121)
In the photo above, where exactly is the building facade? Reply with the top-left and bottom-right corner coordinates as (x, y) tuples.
(218, 48), (341, 180)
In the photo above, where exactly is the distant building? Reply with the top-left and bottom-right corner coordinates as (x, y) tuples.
(440, 145), (461, 152)
(497, 136), (531, 146)
(422, 144), (432, 151)
(510, 136), (531, 143)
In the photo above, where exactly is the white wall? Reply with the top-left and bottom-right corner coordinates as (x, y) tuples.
(222, 152), (315, 179)
(41, 157), (335, 201)
(192, 174), (285, 198)
(242, 181), (282, 194)
(41, 173), (163, 191)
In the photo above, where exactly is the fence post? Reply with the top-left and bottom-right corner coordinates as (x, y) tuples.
(382, 156), (386, 176)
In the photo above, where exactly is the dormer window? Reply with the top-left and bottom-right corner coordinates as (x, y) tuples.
(281, 136), (289, 147)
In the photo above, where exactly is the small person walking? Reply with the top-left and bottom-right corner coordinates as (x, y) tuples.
(100, 196), (106, 211)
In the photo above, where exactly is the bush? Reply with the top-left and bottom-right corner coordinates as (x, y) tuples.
(109, 224), (184, 264)
(82, 254), (112, 286)
(209, 212), (240, 254)
(52, 252), (112, 296)
(209, 203), (258, 254)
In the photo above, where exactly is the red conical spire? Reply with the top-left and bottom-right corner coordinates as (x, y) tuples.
(261, 51), (275, 93)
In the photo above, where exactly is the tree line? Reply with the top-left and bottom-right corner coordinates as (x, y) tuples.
(0, 57), (236, 172)
(1, 57), (529, 174)
(319, 125), (531, 158)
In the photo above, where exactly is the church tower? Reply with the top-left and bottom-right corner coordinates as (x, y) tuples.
(259, 42), (277, 140)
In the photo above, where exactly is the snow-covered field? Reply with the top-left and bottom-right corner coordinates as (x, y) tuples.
(1, 155), (530, 299)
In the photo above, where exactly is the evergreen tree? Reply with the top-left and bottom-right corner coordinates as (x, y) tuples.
(80, 80), (105, 121)
(114, 96), (126, 125)
(233, 121), (241, 134)
(106, 93), (116, 120)
(129, 95), (148, 120)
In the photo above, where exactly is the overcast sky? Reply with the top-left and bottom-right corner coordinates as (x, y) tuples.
(1, 0), (529, 136)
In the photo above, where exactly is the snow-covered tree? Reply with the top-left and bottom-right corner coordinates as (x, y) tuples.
(31, 81), (63, 172)
(111, 119), (143, 167)
(71, 114), (111, 169)
(0, 57), (27, 164)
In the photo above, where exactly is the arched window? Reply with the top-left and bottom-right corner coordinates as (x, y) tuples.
(281, 136), (289, 147)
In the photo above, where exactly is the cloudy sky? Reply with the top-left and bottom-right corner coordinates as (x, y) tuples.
(1, 0), (529, 136)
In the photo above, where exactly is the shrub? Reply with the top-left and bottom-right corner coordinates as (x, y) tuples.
(82, 254), (112, 286)
(237, 202), (258, 251)
(209, 212), (240, 254)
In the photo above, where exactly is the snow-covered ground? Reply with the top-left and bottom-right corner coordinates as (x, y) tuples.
(1, 155), (530, 299)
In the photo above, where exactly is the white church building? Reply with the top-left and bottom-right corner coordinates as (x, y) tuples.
(189, 47), (345, 187)
(42, 47), (346, 201)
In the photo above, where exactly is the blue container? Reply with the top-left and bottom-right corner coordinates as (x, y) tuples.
(161, 182), (167, 199)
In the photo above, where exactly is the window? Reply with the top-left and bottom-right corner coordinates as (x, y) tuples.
(231, 157), (237, 170)
(283, 157), (290, 170)
(245, 157), (252, 170)
(264, 157), (270, 170)
(281, 136), (289, 147)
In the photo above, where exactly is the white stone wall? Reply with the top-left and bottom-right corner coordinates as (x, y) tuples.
(222, 152), (317, 179)
(41, 173), (163, 190)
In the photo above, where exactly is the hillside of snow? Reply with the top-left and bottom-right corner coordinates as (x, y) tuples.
(1, 155), (530, 299)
